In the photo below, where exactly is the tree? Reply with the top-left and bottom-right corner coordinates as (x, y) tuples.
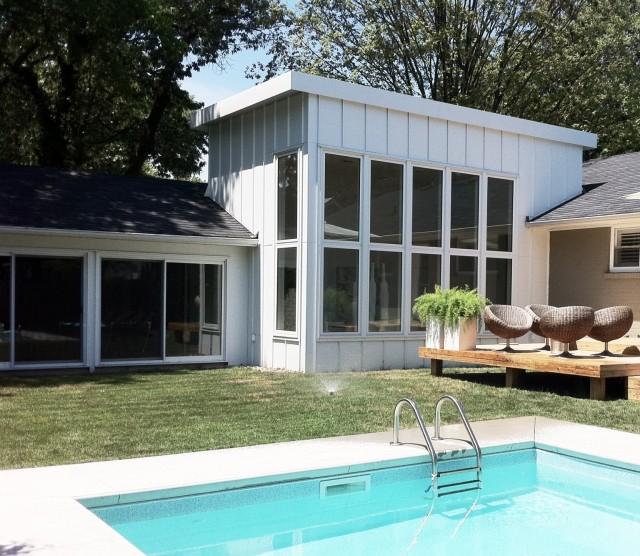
(257, 0), (640, 157)
(0, 0), (280, 177)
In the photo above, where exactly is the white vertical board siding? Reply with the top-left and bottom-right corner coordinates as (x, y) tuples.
(466, 125), (484, 168)
(408, 115), (428, 160)
(387, 110), (409, 157)
(484, 128), (502, 170)
(342, 101), (366, 150)
(212, 92), (308, 370)
(365, 105), (387, 153)
(447, 121), (466, 166)
(501, 132), (519, 173)
(428, 118), (448, 162)
(318, 96), (342, 146)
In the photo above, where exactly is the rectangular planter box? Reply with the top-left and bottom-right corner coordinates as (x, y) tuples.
(425, 320), (444, 349)
(444, 318), (478, 351)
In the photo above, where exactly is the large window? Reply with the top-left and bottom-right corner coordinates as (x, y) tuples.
(412, 167), (442, 247)
(369, 251), (402, 332)
(276, 248), (297, 332)
(0, 257), (9, 363)
(486, 258), (512, 305)
(450, 255), (478, 290)
(277, 153), (298, 240)
(370, 161), (403, 244)
(324, 154), (360, 241)
(101, 260), (163, 360)
(612, 229), (640, 270)
(323, 248), (359, 332)
(165, 263), (223, 357)
(14, 256), (83, 363)
(276, 153), (299, 334)
(487, 177), (513, 251)
(450, 172), (479, 249)
(411, 254), (441, 331)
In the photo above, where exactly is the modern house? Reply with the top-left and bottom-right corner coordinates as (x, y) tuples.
(529, 152), (640, 337)
(4, 70), (626, 374)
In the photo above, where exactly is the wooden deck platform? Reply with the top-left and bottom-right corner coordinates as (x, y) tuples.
(418, 343), (640, 400)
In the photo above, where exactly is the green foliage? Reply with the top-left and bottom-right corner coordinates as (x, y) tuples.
(257, 0), (640, 157)
(413, 286), (488, 327)
(0, 0), (280, 177)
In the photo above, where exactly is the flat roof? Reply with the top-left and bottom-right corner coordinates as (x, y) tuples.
(191, 71), (597, 149)
(529, 152), (640, 226)
(0, 165), (256, 243)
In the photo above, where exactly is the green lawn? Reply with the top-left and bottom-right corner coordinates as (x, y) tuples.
(1, 366), (639, 469)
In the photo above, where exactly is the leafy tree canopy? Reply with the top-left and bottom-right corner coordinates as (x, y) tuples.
(256, 0), (640, 157)
(0, 0), (281, 177)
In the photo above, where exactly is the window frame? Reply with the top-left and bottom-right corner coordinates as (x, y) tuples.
(318, 146), (517, 340)
(273, 148), (302, 338)
(610, 227), (640, 272)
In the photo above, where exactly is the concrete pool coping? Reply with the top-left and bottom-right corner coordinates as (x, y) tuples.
(2, 416), (640, 555)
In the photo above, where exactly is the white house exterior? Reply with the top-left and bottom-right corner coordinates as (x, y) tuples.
(191, 71), (597, 372)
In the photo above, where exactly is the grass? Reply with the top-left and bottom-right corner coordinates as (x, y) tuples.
(1, 366), (639, 469)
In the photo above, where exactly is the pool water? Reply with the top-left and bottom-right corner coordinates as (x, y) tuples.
(90, 449), (640, 555)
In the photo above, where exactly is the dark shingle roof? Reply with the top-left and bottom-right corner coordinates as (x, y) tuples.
(0, 165), (254, 240)
(530, 152), (640, 223)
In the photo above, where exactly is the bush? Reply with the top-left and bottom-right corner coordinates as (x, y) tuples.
(413, 286), (489, 328)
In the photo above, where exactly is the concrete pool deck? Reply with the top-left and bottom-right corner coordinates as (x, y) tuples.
(2, 416), (640, 554)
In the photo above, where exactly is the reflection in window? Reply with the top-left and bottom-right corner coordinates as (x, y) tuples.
(412, 167), (442, 246)
(369, 251), (402, 332)
(0, 257), (9, 362)
(487, 177), (513, 251)
(486, 258), (512, 305)
(324, 154), (360, 241)
(411, 254), (441, 331)
(323, 248), (359, 332)
(276, 248), (297, 332)
(101, 260), (163, 360)
(450, 173), (479, 249)
(450, 255), (477, 290)
(277, 153), (298, 240)
(370, 161), (403, 244)
(15, 256), (83, 363)
(165, 263), (222, 357)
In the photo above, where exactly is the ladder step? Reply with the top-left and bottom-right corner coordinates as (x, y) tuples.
(438, 484), (482, 497)
(438, 478), (481, 489)
(437, 466), (480, 477)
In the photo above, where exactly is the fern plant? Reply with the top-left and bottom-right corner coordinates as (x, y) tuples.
(413, 286), (489, 328)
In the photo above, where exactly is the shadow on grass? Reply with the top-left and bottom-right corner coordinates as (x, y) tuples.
(443, 367), (627, 400)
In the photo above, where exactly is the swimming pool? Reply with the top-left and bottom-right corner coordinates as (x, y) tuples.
(87, 447), (640, 555)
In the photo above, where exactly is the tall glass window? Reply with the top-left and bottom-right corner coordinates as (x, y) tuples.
(486, 258), (512, 305)
(0, 257), (11, 362)
(276, 248), (297, 332)
(277, 153), (298, 240)
(369, 251), (402, 332)
(101, 260), (163, 360)
(450, 255), (478, 290)
(324, 154), (360, 241)
(15, 256), (83, 363)
(323, 248), (359, 333)
(412, 167), (442, 247)
(411, 254), (441, 331)
(203, 265), (223, 356)
(450, 172), (479, 249)
(487, 177), (514, 251)
(370, 161), (403, 244)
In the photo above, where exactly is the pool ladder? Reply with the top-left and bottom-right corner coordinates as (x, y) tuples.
(391, 396), (482, 497)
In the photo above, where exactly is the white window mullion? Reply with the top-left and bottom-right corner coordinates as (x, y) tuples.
(361, 155), (371, 337)
(403, 162), (413, 334)
(478, 172), (488, 297)
(443, 168), (452, 289)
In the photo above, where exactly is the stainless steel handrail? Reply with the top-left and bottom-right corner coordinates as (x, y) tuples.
(391, 398), (439, 494)
(434, 395), (482, 471)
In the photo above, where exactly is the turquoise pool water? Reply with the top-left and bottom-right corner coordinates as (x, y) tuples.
(90, 449), (640, 555)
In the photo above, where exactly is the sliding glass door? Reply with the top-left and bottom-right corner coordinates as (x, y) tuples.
(100, 258), (224, 362)
(14, 256), (83, 363)
(165, 263), (222, 357)
(0, 257), (10, 363)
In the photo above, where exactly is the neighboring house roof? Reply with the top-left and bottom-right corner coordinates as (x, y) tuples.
(0, 164), (255, 242)
(529, 152), (640, 225)
(191, 71), (597, 149)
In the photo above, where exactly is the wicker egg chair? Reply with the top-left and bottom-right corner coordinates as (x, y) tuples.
(524, 304), (556, 351)
(539, 306), (595, 356)
(588, 306), (634, 356)
(483, 305), (533, 352)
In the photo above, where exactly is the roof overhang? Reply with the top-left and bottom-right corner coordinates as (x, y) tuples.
(0, 225), (259, 247)
(191, 71), (598, 149)
(526, 212), (640, 231)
